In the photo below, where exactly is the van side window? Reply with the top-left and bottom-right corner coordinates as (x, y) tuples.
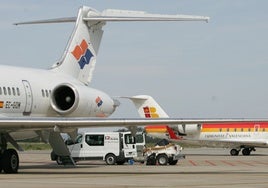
(125, 134), (135, 144)
(75, 134), (83, 144)
(85, 135), (104, 146)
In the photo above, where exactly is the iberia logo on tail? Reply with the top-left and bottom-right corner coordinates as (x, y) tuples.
(143, 106), (159, 118)
(71, 39), (94, 69)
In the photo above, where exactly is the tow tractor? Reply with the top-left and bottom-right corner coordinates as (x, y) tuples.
(134, 132), (185, 165)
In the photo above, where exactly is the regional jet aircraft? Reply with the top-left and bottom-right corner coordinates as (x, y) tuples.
(126, 95), (268, 156)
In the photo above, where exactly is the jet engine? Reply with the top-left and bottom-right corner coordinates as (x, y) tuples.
(50, 83), (117, 117)
(50, 83), (79, 115)
(177, 124), (201, 135)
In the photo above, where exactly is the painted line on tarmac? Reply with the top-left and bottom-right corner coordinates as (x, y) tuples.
(236, 160), (255, 166)
(205, 160), (217, 166)
(221, 160), (235, 166)
(188, 160), (198, 166)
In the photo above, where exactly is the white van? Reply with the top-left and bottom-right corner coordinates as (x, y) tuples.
(51, 132), (137, 165)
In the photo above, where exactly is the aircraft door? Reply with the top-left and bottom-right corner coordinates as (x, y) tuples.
(22, 80), (33, 114)
(254, 124), (260, 136)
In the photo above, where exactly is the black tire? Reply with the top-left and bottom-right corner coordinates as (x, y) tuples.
(230, 149), (239, 156)
(242, 148), (251, 156)
(105, 154), (116, 165)
(146, 153), (156, 165)
(56, 156), (63, 165)
(169, 159), (178, 165)
(116, 160), (125, 165)
(156, 154), (168, 165)
(2, 149), (19, 173)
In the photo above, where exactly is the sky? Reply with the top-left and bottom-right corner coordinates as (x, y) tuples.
(0, 1), (268, 126)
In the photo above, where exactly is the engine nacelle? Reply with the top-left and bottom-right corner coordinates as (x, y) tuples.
(177, 124), (201, 135)
(51, 83), (79, 115)
(50, 83), (117, 116)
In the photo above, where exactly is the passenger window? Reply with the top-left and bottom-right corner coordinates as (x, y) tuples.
(0, 87), (2, 95)
(41, 90), (45, 97)
(16, 88), (20, 96)
(85, 135), (104, 146)
(3, 87), (6, 95)
(7, 87), (11, 95)
(45, 90), (49, 97)
(12, 87), (16, 96)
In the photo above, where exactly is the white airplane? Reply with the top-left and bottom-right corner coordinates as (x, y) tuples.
(0, 6), (213, 173)
(125, 95), (268, 156)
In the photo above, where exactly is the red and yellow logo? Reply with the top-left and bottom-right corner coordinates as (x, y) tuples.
(143, 106), (159, 118)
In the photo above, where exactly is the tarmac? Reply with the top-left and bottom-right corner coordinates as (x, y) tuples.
(1, 147), (268, 188)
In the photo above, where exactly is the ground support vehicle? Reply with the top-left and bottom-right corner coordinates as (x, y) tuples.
(51, 132), (137, 165)
(134, 133), (185, 165)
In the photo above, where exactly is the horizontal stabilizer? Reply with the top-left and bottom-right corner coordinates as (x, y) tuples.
(84, 9), (209, 22)
(14, 17), (76, 25)
(14, 7), (209, 25)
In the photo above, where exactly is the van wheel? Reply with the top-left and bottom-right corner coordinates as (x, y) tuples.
(156, 154), (168, 165)
(56, 156), (63, 165)
(105, 154), (116, 165)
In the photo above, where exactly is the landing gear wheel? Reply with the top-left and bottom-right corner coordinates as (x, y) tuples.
(105, 154), (116, 165)
(242, 148), (251, 156)
(230, 149), (239, 156)
(156, 154), (168, 165)
(2, 149), (19, 173)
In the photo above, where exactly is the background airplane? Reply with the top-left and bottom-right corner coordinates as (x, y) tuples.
(125, 95), (268, 156)
(0, 6), (210, 173)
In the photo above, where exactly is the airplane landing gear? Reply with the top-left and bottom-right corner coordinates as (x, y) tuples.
(242, 147), (255, 156)
(230, 147), (255, 156)
(1, 149), (19, 173)
(0, 134), (19, 173)
(230, 149), (240, 156)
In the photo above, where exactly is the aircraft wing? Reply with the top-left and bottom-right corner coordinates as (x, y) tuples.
(2, 117), (268, 131)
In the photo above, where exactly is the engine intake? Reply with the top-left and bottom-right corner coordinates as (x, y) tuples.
(51, 83), (79, 115)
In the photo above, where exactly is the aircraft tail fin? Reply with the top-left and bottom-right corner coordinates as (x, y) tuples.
(122, 95), (170, 118)
(123, 95), (182, 140)
(15, 6), (209, 85)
